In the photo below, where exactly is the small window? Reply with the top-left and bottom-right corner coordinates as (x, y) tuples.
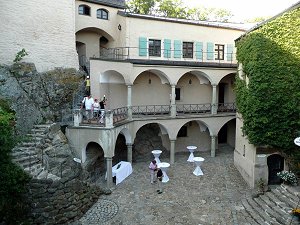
(79, 5), (90, 16)
(215, 44), (224, 60)
(177, 126), (187, 137)
(175, 88), (181, 100)
(149, 39), (161, 57)
(97, 9), (108, 20)
(183, 42), (193, 58)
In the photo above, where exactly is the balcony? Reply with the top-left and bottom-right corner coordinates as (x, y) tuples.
(73, 102), (236, 128)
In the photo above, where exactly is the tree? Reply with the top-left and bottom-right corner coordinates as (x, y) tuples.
(126, 0), (156, 15)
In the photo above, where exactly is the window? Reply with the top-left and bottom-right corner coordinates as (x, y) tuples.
(97, 9), (108, 20)
(183, 42), (193, 58)
(175, 88), (181, 100)
(215, 44), (224, 60)
(79, 5), (90, 16)
(149, 39), (161, 57)
(177, 126), (187, 137)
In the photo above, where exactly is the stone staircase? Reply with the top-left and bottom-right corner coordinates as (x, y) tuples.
(11, 124), (60, 180)
(236, 184), (300, 225)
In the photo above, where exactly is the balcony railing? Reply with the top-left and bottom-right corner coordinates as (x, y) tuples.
(177, 103), (211, 114)
(99, 47), (236, 64)
(132, 105), (170, 117)
(217, 103), (236, 112)
(112, 107), (128, 123)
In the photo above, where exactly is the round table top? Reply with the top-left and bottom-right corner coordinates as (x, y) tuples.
(187, 146), (197, 150)
(152, 150), (162, 154)
(158, 162), (170, 168)
(193, 157), (204, 162)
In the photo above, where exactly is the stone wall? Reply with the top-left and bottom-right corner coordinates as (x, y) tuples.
(26, 173), (104, 224)
(0, 0), (78, 72)
(0, 63), (84, 135)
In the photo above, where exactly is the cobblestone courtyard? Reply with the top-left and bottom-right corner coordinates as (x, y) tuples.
(78, 146), (254, 225)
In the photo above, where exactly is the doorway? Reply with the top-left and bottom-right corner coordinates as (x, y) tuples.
(267, 154), (284, 184)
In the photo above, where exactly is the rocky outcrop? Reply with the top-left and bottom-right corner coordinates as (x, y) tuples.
(0, 63), (84, 135)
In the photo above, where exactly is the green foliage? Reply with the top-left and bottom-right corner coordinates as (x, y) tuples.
(235, 8), (300, 154)
(126, 0), (233, 21)
(0, 99), (30, 224)
(13, 48), (28, 63)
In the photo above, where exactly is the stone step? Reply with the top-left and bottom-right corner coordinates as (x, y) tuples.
(30, 128), (48, 134)
(19, 142), (36, 147)
(235, 205), (260, 225)
(24, 164), (44, 176)
(246, 197), (279, 225)
(13, 154), (39, 163)
(264, 191), (291, 212)
(253, 195), (287, 225)
(19, 158), (41, 169)
(33, 124), (52, 129)
(272, 187), (297, 208)
(26, 133), (46, 139)
(11, 147), (36, 155)
(241, 198), (267, 225)
(277, 185), (299, 206)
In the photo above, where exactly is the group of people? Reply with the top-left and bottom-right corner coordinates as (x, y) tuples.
(149, 160), (163, 194)
(80, 94), (106, 123)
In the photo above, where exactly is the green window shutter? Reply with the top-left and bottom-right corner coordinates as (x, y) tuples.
(139, 37), (147, 56)
(227, 44), (234, 61)
(195, 42), (203, 60)
(174, 40), (182, 58)
(207, 42), (214, 60)
(164, 39), (171, 58)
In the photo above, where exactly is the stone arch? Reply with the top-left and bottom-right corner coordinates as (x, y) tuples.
(100, 70), (126, 84)
(218, 72), (236, 105)
(133, 69), (170, 84)
(217, 118), (236, 148)
(84, 141), (105, 183)
(119, 127), (132, 144)
(75, 27), (114, 42)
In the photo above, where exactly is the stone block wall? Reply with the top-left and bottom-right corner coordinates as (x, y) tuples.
(26, 174), (103, 224)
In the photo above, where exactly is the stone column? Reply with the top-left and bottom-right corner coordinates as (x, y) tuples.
(127, 85), (132, 120)
(127, 144), (133, 164)
(106, 157), (113, 188)
(211, 84), (217, 115)
(74, 109), (82, 126)
(210, 135), (217, 157)
(170, 85), (176, 118)
(170, 140), (176, 164)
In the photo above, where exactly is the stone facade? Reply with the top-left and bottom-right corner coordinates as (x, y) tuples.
(0, 0), (78, 71)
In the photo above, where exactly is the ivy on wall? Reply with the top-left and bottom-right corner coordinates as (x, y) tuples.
(235, 7), (300, 153)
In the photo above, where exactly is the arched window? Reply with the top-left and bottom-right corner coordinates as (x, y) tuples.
(97, 9), (108, 20)
(79, 5), (90, 16)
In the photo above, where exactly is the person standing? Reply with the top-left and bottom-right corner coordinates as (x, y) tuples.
(81, 95), (94, 123)
(156, 167), (163, 194)
(85, 75), (90, 96)
(149, 160), (157, 184)
(99, 96), (106, 123)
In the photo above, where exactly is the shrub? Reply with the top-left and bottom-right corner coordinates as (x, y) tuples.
(277, 171), (297, 185)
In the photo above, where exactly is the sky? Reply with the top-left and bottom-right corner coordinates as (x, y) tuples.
(182, 0), (299, 22)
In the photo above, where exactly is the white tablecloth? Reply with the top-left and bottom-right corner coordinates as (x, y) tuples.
(111, 161), (133, 185)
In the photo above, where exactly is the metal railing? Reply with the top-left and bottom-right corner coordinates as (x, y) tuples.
(217, 103), (236, 112)
(176, 103), (212, 114)
(112, 107), (128, 123)
(132, 105), (171, 117)
(98, 46), (236, 64)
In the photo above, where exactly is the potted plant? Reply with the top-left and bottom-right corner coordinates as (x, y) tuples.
(291, 208), (300, 221)
(277, 171), (298, 185)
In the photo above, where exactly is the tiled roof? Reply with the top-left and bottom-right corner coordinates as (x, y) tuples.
(81, 0), (126, 9)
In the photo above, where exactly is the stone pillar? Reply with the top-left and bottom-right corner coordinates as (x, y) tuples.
(105, 110), (114, 128)
(170, 140), (176, 164)
(127, 144), (133, 164)
(170, 85), (176, 118)
(106, 157), (113, 188)
(127, 85), (132, 120)
(210, 135), (217, 157)
(211, 84), (217, 115)
(74, 109), (82, 126)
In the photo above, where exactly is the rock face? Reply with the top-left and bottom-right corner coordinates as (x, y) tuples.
(0, 62), (84, 135)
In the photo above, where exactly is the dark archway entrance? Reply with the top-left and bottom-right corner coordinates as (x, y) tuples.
(114, 134), (127, 164)
(267, 154), (284, 184)
(85, 142), (105, 183)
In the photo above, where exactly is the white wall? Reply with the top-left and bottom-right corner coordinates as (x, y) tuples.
(0, 0), (78, 71)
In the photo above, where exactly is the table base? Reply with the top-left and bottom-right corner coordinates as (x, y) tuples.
(193, 166), (203, 176)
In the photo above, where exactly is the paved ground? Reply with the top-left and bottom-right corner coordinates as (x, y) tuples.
(77, 146), (254, 225)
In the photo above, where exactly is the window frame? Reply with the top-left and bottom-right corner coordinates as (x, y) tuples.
(215, 44), (225, 60)
(97, 9), (109, 20)
(148, 39), (161, 57)
(182, 42), (194, 58)
(78, 5), (91, 16)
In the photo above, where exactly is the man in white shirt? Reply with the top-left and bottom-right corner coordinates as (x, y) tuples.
(81, 95), (94, 122)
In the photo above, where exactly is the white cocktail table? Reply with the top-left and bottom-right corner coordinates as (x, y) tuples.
(158, 162), (170, 183)
(193, 157), (204, 176)
(187, 146), (197, 162)
(152, 150), (162, 164)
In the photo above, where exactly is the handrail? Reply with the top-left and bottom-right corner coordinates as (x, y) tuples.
(132, 105), (170, 117)
(176, 103), (211, 114)
(217, 103), (236, 112)
(112, 107), (128, 123)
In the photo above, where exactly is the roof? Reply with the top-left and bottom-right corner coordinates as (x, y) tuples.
(80, 0), (126, 9)
(118, 11), (254, 31)
(236, 1), (300, 41)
